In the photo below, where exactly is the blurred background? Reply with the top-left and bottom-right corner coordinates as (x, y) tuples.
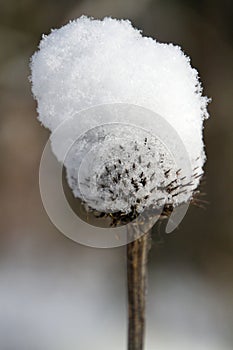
(0, 0), (233, 349)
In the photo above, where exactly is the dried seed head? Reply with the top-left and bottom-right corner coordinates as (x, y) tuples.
(64, 124), (202, 218)
(30, 16), (209, 226)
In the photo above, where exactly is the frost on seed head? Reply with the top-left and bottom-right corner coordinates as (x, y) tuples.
(30, 16), (209, 218)
(66, 124), (177, 214)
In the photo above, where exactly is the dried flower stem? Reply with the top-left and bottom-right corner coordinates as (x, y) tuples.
(127, 226), (151, 350)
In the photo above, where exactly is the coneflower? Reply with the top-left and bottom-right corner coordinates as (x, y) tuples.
(30, 16), (209, 350)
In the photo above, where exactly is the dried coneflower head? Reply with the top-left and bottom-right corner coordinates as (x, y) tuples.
(30, 16), (209, 225)
(65, 122), (203, 226)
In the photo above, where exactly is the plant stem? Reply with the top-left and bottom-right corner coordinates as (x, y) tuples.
(127, 227), (151, 350)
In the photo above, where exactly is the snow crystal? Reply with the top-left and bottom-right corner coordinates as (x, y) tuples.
(30, 16), (209, 214)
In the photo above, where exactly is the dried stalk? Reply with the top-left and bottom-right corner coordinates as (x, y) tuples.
(127, 225), (151, 350)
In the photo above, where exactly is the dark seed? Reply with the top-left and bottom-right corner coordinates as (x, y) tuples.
(141, 177), (147, 186)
